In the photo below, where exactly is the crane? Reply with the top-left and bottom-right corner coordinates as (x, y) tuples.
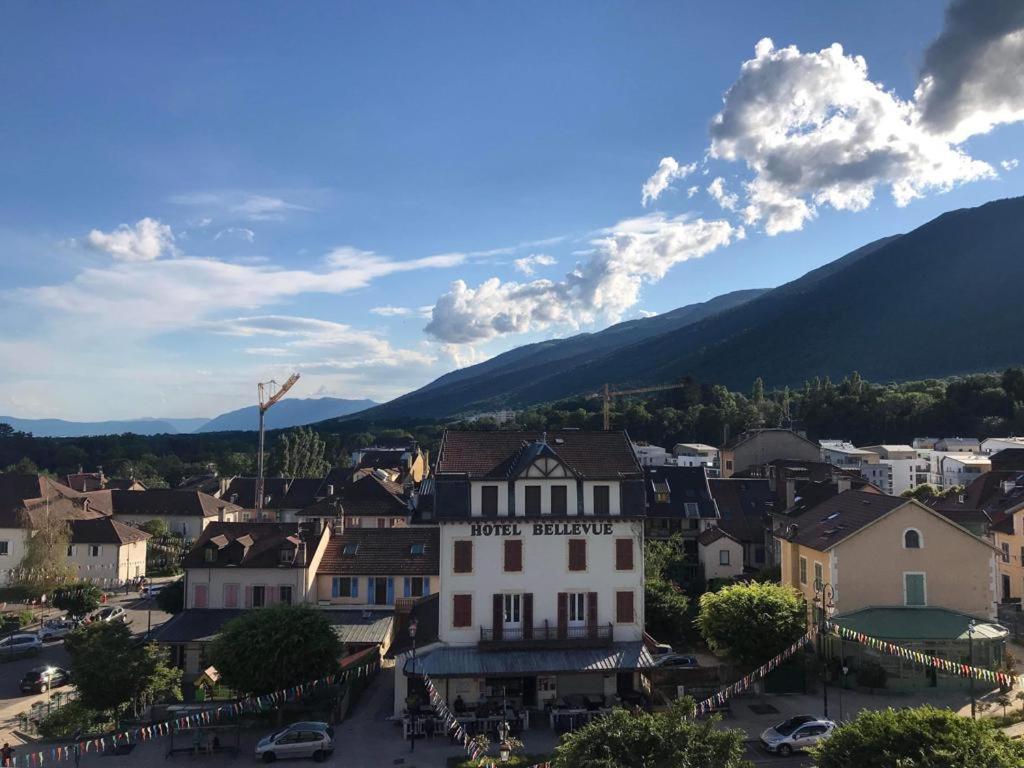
(591, 382), (690, 430)
(255, 373), (300, 519)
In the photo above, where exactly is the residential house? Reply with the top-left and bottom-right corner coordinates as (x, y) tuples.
(935, 437), (981, 453)
(940, 454), (991, 488)
(644, 466), (718, 556)
(777, 490), (1003, 688)
(84, 488), (242, 541)
(65, 470), (146, 492)
(719, 429), (820, 478)
(298, 468), (411, 531)
(818, 440), (880, 470)
(696, 527), (744, 581)
(67, 518), (149, 583)
(982, 437), (1024, 455)
(351, 442), (430, 485)
(219, 477), (324, 523)
(859, 445), (930, 495)
(396, 430), (651, 718)
(316, 527), (439, 608)
(707, 477), (774, 570)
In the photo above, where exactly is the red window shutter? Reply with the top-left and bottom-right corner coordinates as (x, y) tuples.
(616, 539), (634, 570)
(492, 594), (504, 640)
(504, 540), (522, 572)
(523, 593), (533, 639)
(454, 540), (473, 574)
(568, 539), (586, 571)
(587, 592), (598, 633)
(453, 594), (471, 628)
(245, 586), (253, 608)
(616, 591), (634, 623)
(557, 592), (568, 639)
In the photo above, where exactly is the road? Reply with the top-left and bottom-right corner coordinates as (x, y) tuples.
(0, 592), (173, 745)
(744, 741), (813, 766)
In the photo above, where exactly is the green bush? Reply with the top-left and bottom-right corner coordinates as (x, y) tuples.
(447, 756), (549, 768)
(17, 609), (35, 627)
(37, 701), (115, 740)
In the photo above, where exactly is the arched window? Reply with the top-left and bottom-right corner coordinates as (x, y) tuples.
(904, 528), (922, 549)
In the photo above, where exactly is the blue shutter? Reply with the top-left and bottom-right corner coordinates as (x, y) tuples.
(403, 578), (411, 598)
(351, 577), (358, 599)
(386, 577), (395, 605)
(331, 577), (340, 598)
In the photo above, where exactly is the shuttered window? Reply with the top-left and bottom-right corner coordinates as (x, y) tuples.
(481, 485), (499, 515)
(616, 591), (635, 623)
(904, 573), (926, 606)
(568, 538), (587, 571)
(593, 485), (610, 515)
(504, 539), (523, 572)
(453, 594), (472, 628)
(525, 485), (542, 515)
(551, 485), (568, 515)
(615, 538), (634, 570)
(453, 540), (473, 574)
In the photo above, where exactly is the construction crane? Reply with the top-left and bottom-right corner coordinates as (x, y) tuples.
(592, 382), (690, 430)
(255, 373), (300, 519)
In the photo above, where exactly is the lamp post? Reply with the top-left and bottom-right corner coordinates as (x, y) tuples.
(498, 685), (511, 763)
(813, 582), (836, 719)
(968, 619), (977, 719)
(409, 618), (419, 753)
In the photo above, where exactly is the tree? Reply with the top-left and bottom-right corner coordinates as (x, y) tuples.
(156, 580), (185, 614)
(65, 622), (181, 714)
(209, 605), (342, 695)
(18, 506), (76, 589)
(552, 700), (749, 768)
(139, 519), (170, 538)
(51, 583), (102, 618)
(812, 706), (1024, 768)
(696, 582), (806, 667)
(645, 578), (690, 642)
(752, 377), (765, 404)
(270, 427), (331, 478)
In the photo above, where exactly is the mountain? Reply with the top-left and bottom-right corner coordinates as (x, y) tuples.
(197, 397), (377, 433)
(0, 416), (206, 438)
(358, 197), (1024, 419)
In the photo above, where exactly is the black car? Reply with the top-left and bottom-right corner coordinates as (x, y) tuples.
(19, 665), (70, 694)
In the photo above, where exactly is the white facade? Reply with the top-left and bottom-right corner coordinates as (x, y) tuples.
(940, 454), (991, 488)
(881, 459), (929, 496)
(982, 437), (1024, 455)
(632, 444), (670, 467)
(819, 440), (879, 469)
(0, 528), (29, 584)
(698, 535), (744, 581)
(67, 539), (147, 583)
(114, 513), (230, 541)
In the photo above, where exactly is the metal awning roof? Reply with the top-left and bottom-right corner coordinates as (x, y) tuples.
(330, 612), (394, 645)
(835, 607), (1007, 641)
(404, 642), (654, 678)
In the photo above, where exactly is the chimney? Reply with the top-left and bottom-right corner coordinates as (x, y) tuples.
(326, 484), (334, 497)
(785, 478), (797, 509)
(836, 475), (853, 494)
(219, 476), (232, 496)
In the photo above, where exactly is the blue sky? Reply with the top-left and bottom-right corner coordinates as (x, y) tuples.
(1, 1), (1022, 419)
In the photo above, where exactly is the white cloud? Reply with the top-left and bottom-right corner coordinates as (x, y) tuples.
(438, 343), (490, 368)
(85, 218), (175, 262)
(513, 254), (557, 275)
(641, 157), (697, 206)
(916, 0), (1024, 142)
(424, 213), (740, 343)
(214, 227), (256, 243)
(686, 186), (699, 198)
(369, 305), (433, 318)
(710, 38), (994, 235)
(707, 177), (739, 211)
(635, 309), (657, 318)
(169, 191), (314, 222)
(1002, 158), (1019, 171)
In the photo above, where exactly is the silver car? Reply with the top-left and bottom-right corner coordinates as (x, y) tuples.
(38, 619), (79, 641)
(760, 715), (835, 756)
(254, 722), (333, 763)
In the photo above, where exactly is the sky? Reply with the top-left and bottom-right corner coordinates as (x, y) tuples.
(1, 0), (1023, 420)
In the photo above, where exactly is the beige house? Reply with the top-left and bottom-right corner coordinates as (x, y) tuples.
(697, 527), (744, 581)
(85, 489), (242, 541)
(720, 429), (820, 478)
(67, 518), (149, 583)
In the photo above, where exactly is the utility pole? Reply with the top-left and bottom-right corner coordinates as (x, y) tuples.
(256, 374), (300, 520)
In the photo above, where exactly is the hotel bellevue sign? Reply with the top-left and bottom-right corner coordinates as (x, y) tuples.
(470, 521), (615, 537)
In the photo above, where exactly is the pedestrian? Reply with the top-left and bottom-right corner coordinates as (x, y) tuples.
(2, 742), (15, 767)
(423, 716), (436, 740)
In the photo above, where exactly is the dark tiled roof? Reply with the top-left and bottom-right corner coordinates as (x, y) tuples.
(85, 489), (241, 518)
(282, 478), (324, 508)
(436, 430), (642, 480)
(697, 526), (739, 546)
(389, 593), (439, 658)
(0, 475), (84, 526)
(645, 466), (718, 520)
(780, 490), (906, 551)
(333, 471), (408, 518)
(356, 449), (413, 472)
(721, 428), (818, 452)
(221, 478), (292, 509)
(992, 449), (1024, 472)
(708, 478), (773, 544)
(69, 517), (150, 545)
(182, 521), (319, 569)
(151, 609), (244, 643)
(318, 527), (439, 576)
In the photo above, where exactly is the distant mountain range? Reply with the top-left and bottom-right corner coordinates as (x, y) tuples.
(354, 196), (1024, 420)
(1, 397), (377, 437)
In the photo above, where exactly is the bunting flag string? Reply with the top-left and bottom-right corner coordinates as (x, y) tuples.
(823, 620), (1017, 689)
(9, 659), (380, 768)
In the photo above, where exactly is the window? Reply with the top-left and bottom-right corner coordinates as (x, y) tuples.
(204, 547), (217, 563)
(89, 545), (100, 557)
(193, 584), (208, 609)
(1002, 543), (1011, 563)
(278, 585), (293, 605)
(453, 594), (472, 628)
(615, 538), (634, 571)
(593, 485), (610, 515)
(223, 584), (239, 608)
(342, 542), (359, 556)
(551, 485), (568, 515)
(331, 576), (356, 598)
(684, 502), (700, 518)
(0, 541), (8, 556)
(525, 485), (542, 515)
(567, 592), (586, 626)
(481, 485), (499, 515)
(1020, 545), (1024, 566)
(616, 591), (635, 623)
(568, 538), (587, 571)
(799, 557), (808, 585)
(503, 539), (523, 572)
(813, 562), (823, 590)
(720, 549), (731, 566)
(904, 573), (927, 606)
(347, 517), (361, 528)
(392, 518), (404, 527)
(406, 577), (427, 597)
(279, 547), (294, 564)
(726, 460), (733, 471)
(453, 540), (473, 574)
(904, 529), (922, 549)
(252, 585), (266, 608)
(377, 518), (387, 529)
(502, 593), (521, 627)
(410, 543), (426, 556)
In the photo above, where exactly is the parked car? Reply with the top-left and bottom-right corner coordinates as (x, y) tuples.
(19, 665), (71, 694)
(254, 722), (334, 763)
(38, 619), (79, 642)
(139, 584), (166, 599)
(89, 606), (130, 624)
(0, 633), (43, 659)
(760, 716), (835, 756)
(649, 642), (674, 657)
(654, 654), (700, 668)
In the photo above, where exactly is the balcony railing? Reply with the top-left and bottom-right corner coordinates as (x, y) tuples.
(479, 622), (614, 649)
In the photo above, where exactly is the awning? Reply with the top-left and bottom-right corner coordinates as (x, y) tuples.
(834, 606), (1007, 641)
(404, 642), (654, 678)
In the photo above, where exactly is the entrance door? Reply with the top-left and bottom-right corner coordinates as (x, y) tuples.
(1002, 574), (1012, 602)
(522, 677), (537, 707)
(568, 593), (586, 632)
(374, 579), (388, 605)
(616, 672), (634, 697)
(503, 594), (522, 636)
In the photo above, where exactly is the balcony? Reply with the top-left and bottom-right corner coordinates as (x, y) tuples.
(478, 622), (614, 650)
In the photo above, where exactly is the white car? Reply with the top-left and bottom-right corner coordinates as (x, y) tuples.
(139, 584), (166, 599)
(760, 715), (835, 756)
(38, 619), (79, 641)
(0, 633), (43, 658)
(254, 722), (333, 763)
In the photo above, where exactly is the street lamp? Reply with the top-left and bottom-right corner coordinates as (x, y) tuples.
(409, 618), (419, 753)
(813, 582), (836, 719)
(968, 619), (977, 719)
(498, 686), (511, 763)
